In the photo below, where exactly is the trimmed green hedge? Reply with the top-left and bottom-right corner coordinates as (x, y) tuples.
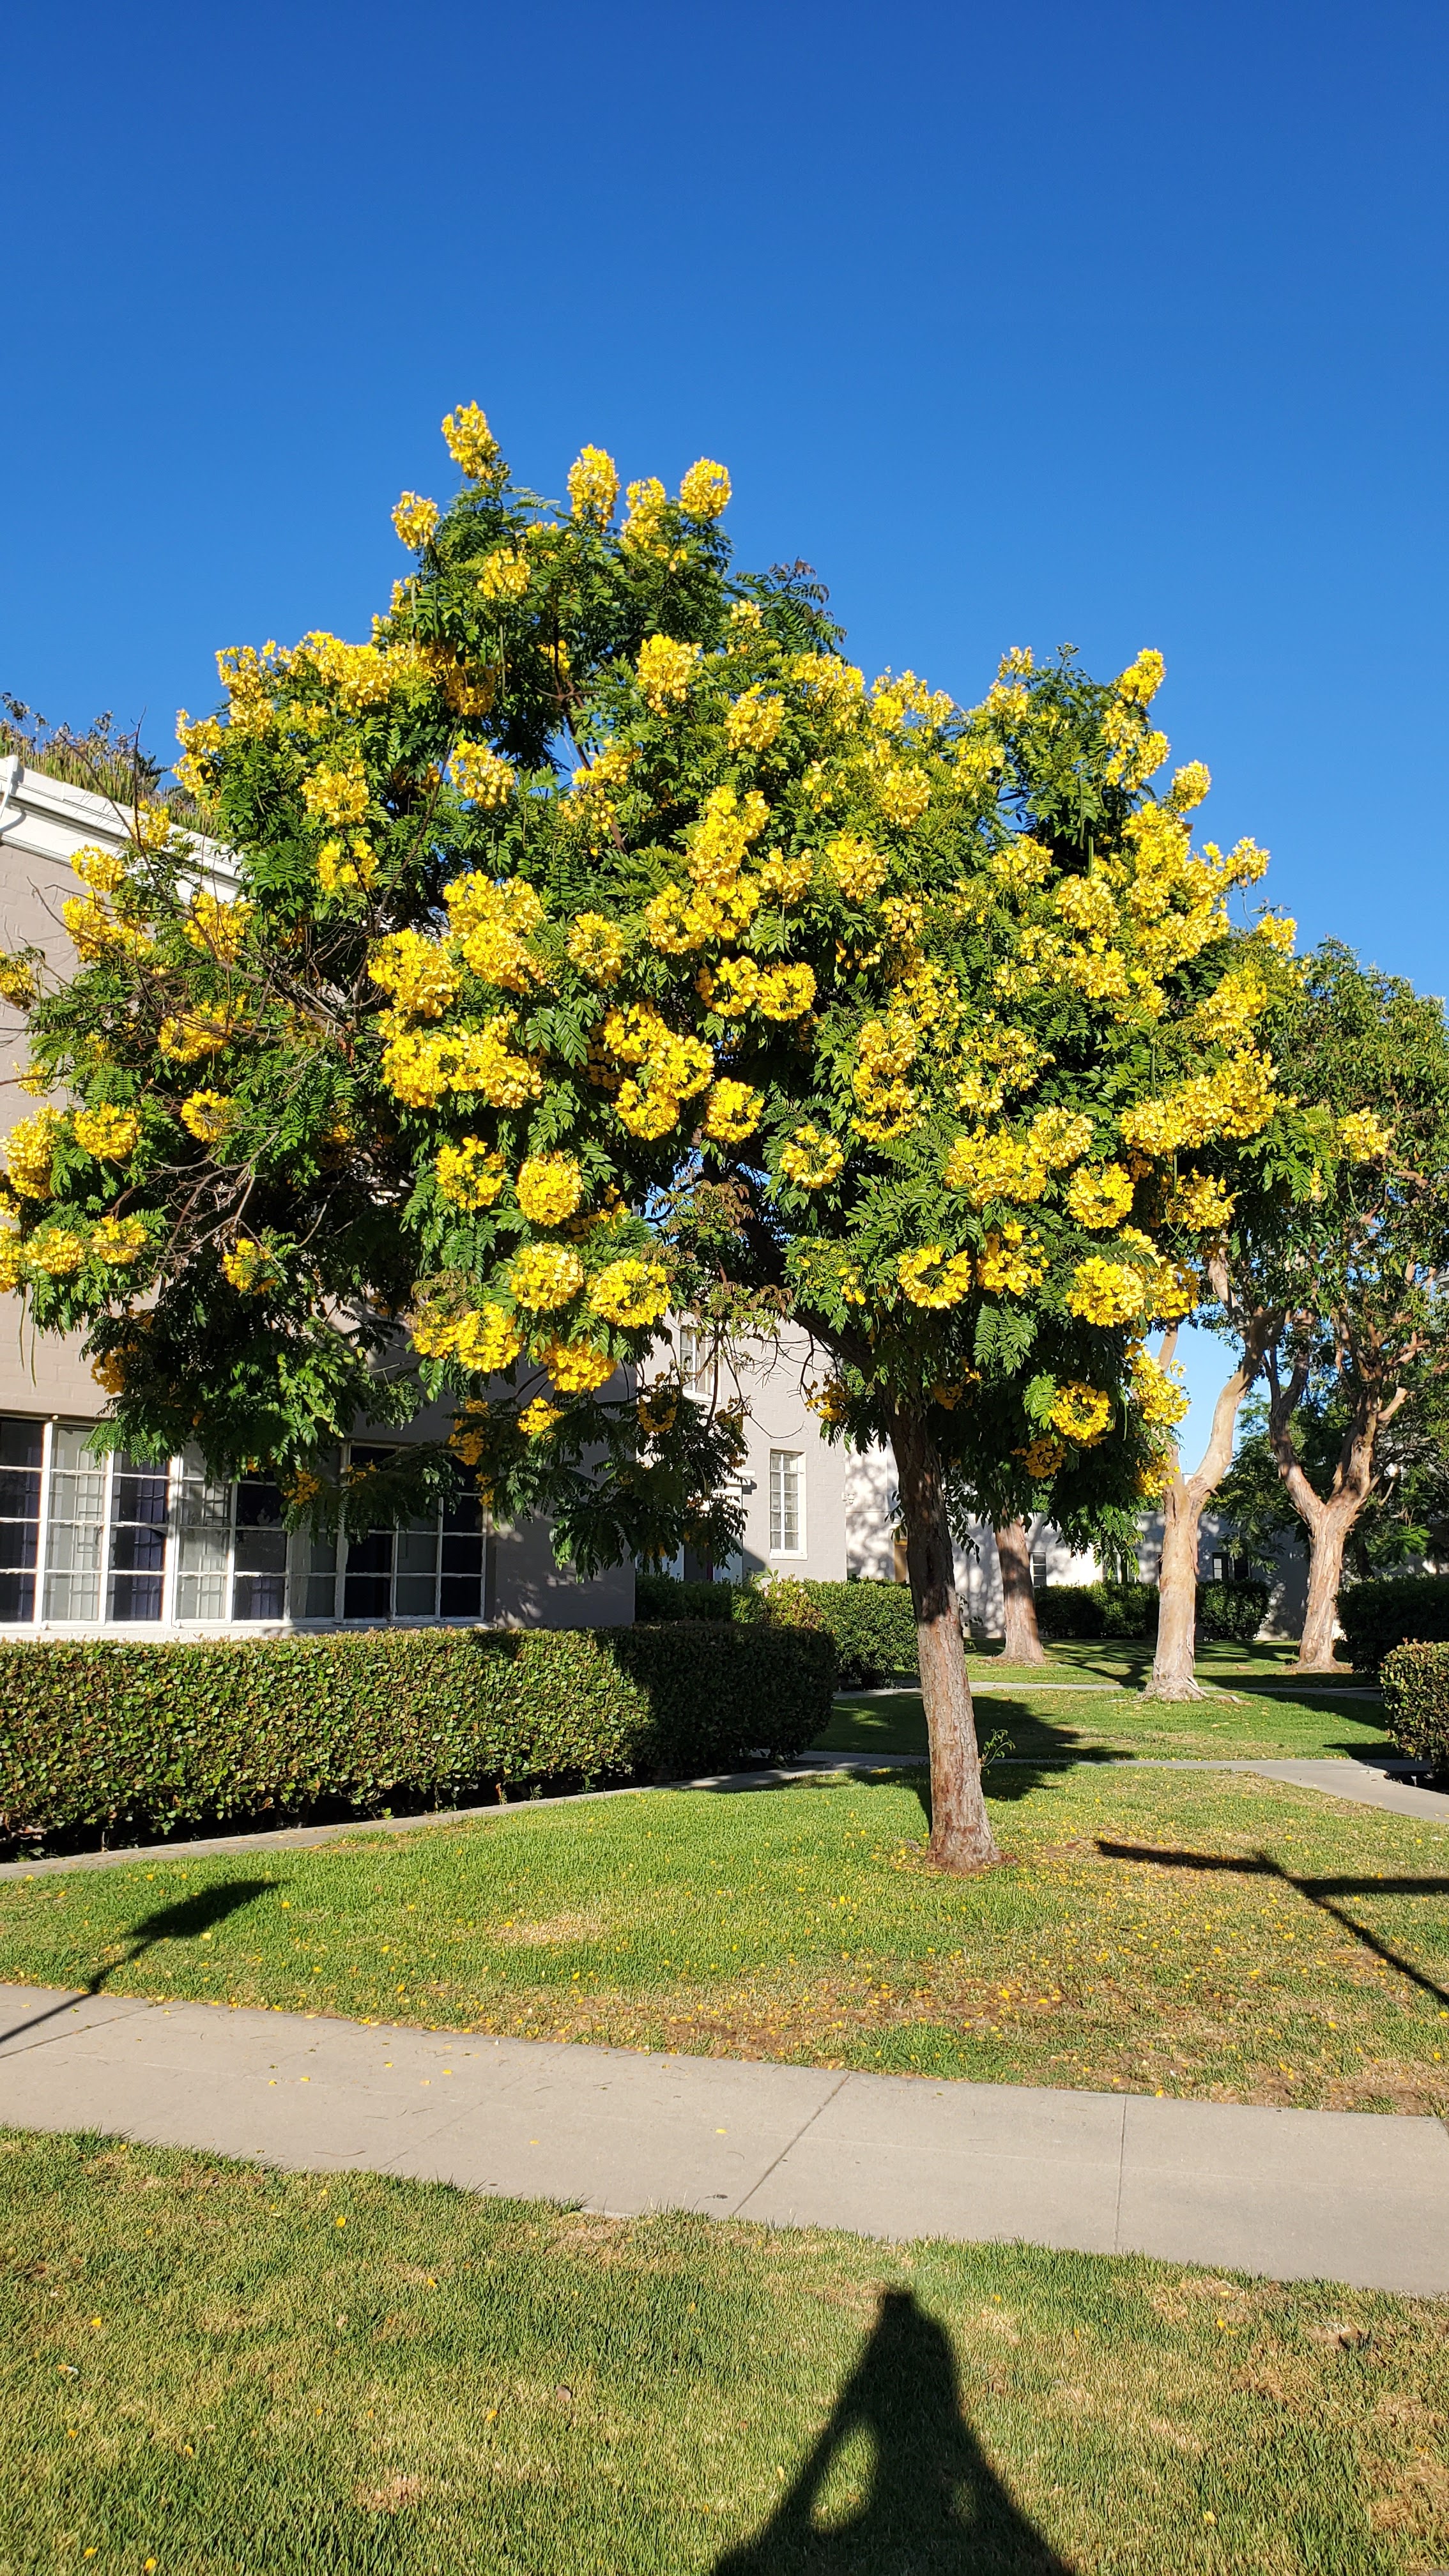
(1337, 1577), (1449, 1674)
(1197, 1579), (1272, 1643)
(1379, 1642), (1449, 1767)
(1031, 1582), (1158, 1639)
(632, 1572), (920, 1686)
(0, 1623), (836, 1850)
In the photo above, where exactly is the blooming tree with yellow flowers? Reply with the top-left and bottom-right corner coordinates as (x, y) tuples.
(0, 401), (1344, 1869)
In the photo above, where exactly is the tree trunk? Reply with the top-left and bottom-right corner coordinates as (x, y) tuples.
(1298, 1502), (1353, 1671)
(892, 1408), (1002, 1873)
(1150, 1484), (1204, 1698)
(995, 1519), (1045, 1665)
(1144, 1310), (1269, 1702)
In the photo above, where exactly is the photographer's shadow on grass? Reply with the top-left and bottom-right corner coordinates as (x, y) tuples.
(0, 1877), (274, 2048)
(714, 2287), (1072, 2574)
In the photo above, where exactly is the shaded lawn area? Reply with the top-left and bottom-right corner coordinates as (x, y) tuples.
(2, 1772), (1446, 2116)
(822, 1675), (1394, 1764)
(4, 2135), (1446, 2576)
(974, 1639), (1312, 1685)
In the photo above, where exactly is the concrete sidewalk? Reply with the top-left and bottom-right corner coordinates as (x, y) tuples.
(2, 1984), (1445, 2296)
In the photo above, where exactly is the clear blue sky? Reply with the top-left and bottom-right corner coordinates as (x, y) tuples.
(5, 0), (1444, 1459)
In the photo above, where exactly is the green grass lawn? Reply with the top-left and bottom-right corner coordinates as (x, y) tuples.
(3, 2129), (1445, 2575)
(821, 1673), (1393, 1764)
(3, 1770), (1446, 2115)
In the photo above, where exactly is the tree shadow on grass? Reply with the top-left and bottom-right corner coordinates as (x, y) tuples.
(0, 1878), (275, 2046)
(1097, 1841), (1449, 2013)
(714, 2286), (1073, 2574)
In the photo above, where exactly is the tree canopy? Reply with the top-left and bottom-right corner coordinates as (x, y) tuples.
(0, 403), (1364, 1860)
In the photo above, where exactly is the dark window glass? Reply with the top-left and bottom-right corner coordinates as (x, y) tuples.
(344, 1524), (393, 1620)
(107, 1452), (169, 1620)
(0, 1417), (42, 1622)
(232, 1475), (287, 1620)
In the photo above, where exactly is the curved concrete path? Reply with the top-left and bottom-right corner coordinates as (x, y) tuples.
(1, 1982), (1445, 2297)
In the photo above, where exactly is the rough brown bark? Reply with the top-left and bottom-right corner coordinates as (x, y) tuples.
(994, 1519), (1046, 1665)
(1297, 1503), (1354, 1670)
(1145, 1308), (1270, 1701)
(892, 1407), (1002, 1873)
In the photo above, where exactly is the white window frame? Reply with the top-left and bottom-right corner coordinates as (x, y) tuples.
(769, 1448), (806, 1558)
(0, 1416), (491, 1632)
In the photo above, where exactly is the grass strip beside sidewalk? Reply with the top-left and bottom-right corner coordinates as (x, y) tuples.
(3, 2129), (1446, 2575)
(1, 1770), (1445, 2115)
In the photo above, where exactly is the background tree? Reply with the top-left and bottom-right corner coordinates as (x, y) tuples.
(1218, 1379), (1449, 1596)
(0, 406), (1328, 1870)
(1243, 947), (1449, 1669)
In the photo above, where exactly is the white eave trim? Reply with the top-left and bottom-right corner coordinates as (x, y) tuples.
(0, 756), (237, 887)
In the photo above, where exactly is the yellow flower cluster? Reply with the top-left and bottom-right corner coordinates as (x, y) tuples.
(1024, 1106), (1089, 1168)
(687, 786), (770, 889)
(158, 1008), (241, 1062)
(1018, 1436), (1066, 1480)
(28, 1227), (87, 1276)
(1116, 648), (1166, 705)
(0, 1230), (23, 1292)
(73, 1105), (139, 1162)
(1119, 1050), (1277, 1157)
(875, 763), (930, 829)
(516, 1153), (584, 1225)
(540, 1338), (615, 1394)
(1066, 1257), (1147, 1326)
(779, 1126), (845, 1189)
(318, 836), (376, 897)
(183, 890), (252, 962)
(180, 1090), (233, 1144)
(223, 1239), (280, 1294)
(1169, 1171), (1236, 1232)
(852, 1012), (916, 1139)
(292, 632), (399, 709)
(589, 1257), (670, 1328)
(1338, 1110), (1392, 1159)
(441, 402), (500, 479)
(381, 1016), (542, 1110)
(435, 1138), (505, 1210)
(4, 1112), (57, 1200)
(415, 1301), (523, 1373)
(678, 458), (731, 518)
(637, 634), (702, 714)
(568, 445), (620, 523)
(757, 850), (813, 905)
(0, 954), (37, 1009)
(621, 477), (669, 557)
(636, 1381), (679, 1436)
(944, 1130), (1047, 1208)
(566, 914), (625, 985)
(510, 1243), (585, 1312)
(977, 1223), (1046, 1295)
(302, 760), (369, 829)
(519, 1397), (564, 1439)
(369, 930), (460, 1020)
(1049, 1381), (1112, 1444)
(444, 874), (543, 992)
(599, 1002), (712, 1138)
(725, 687), (784, 753)
(1129, 1346), (1190, 1429)
(703, 1080), (763, 1144)
(1065, 1163), (1135, 1230)
(92, 1213), (148, 1266)
(392, 492), (440, 549)
(828, 833), (888, 904)
(897, 1245), (972, 1308)
(477, 547), (530, 604)
(451, 741), (514, 808)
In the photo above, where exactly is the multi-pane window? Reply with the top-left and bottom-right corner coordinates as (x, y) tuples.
(0, 1416), (490, 1628)
(769, 1449), (804, 1556)
(304, 1446), (485, 1624)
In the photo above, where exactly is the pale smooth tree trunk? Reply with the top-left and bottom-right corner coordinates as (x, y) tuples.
(1145, 1317), (1269, 1701)
(1296, 1500), (1355, 1671)
(892, 1408), (1002, 1873)
(1267, 1366), (1401, 1673)
(994, 1519), (1046, 1666)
